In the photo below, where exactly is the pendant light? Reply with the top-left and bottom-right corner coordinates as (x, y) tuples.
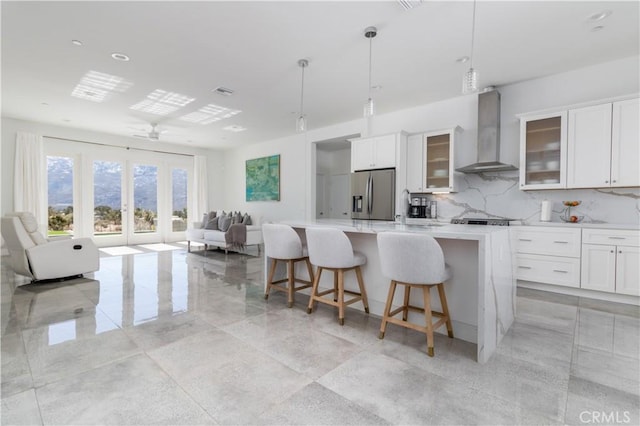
(363, 26), (377, 117)
(462, 0), (479, 94)
(296, 59), (309, 132)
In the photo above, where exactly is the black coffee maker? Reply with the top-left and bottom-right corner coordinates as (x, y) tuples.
(409, 196), (428, 218)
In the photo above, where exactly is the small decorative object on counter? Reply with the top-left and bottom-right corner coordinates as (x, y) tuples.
(540, 200), (552, 222)
(561, 201), (583, 223)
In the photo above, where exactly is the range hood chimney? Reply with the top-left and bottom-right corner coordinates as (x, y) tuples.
(456, 90), (517, 173)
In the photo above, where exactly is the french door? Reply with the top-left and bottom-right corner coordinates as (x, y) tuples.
(92, 158), (162, 246)
(45, 138), (192, 248)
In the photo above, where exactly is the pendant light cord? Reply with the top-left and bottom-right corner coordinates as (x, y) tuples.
(368, 35), (373, 99)
(299, 64), (305, 116)
(470, 0), (477, 69)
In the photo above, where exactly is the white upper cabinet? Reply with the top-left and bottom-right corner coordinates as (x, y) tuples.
(568, 99), (639, 188)
(520, 96), (639, 190)
(519, 111), (567, 190)
(406, 133), (425, 192)
(405, 128), (459, 193)
(611, 98), (640, 187)
(350, 134), (397, 171)
(424, 129), (456, 193)
(567, 103), (613, 188)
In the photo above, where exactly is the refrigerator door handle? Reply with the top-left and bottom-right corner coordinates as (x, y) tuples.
(367, 174), (373, 214)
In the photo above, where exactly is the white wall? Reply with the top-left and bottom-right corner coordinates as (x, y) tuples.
(221, 56), (640, 225)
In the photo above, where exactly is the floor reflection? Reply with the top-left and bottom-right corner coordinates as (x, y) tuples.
(1, 245), (264, 346)
(1, 245), (639, 425)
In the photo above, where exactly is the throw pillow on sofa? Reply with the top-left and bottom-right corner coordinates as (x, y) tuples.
(242, 213), (252, 225)
(201, 211), (217, 228)
(205, 216), (220, 230)
(218, 214), (232, 232)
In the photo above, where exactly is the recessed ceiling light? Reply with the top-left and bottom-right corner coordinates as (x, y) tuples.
(588, 10), (612, 22)
(223, 125), (247, 132)
(111, 52), (130, 62)
(456, 56), (470, 64)
(591, 25), (605, 32)
(71, 40), (83, 46)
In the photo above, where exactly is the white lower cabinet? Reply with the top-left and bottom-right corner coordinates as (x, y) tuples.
(581, 229), (640, 296)
(512, 227), (581, 287)
(513, 226), (639, 300)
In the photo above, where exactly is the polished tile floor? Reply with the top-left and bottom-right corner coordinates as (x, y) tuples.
(2, 245), (639, 425)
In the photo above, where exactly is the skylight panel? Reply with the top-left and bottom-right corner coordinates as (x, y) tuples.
(130, 89), (195, 115)
(179, 103), (241, 125)
(71, 71), (132, 103)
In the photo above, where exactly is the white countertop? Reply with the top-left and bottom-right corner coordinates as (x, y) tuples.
(281, 219), (509, 241)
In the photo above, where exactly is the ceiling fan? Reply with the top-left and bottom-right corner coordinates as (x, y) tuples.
(132, 123), (167, 141)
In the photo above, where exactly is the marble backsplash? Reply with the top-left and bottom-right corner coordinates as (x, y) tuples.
(424, 171), (640, 226)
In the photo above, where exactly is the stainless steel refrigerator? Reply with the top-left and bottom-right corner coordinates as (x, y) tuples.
(351, 168), (395, 220)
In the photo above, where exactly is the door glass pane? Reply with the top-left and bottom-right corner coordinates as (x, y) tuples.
(47, 156), (74, 237)
(172, 168), (188, 232)
(133, 164), (157, 234)
(94, 161), (122, 237)
(525, 116), (562, 185)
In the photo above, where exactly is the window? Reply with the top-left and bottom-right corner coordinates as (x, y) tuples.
(47, 156), (74, 236)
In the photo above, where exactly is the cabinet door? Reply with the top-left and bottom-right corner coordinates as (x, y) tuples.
(567, 103), (613, 188)
(616, 246), (640, 296)
(611, 98), (640, 187)
(519, 112), (567, 190)
(351, 138), (375, 171)
(425, 131), (453, 192)
(373, 134), (397, 169)
(581, 244), (616, 292)
(406, 134), (425, 192)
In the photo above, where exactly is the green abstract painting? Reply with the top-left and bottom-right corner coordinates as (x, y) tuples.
(246, 154), (280, 201)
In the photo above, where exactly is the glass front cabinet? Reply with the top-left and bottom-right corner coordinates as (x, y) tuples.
(519, 111), (567, 190)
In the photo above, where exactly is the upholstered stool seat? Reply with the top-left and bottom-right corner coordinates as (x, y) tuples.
(305, 227), (369, 325)
(263, 224), (314, 308)
(377, 232), (454, 357)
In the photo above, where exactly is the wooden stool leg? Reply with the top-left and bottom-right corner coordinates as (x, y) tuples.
(437, 283), (454, 338)
(265, 258), (278, 300)
(402, 285), (411, 321)
(305, 258), (314, 283)
(337, 269), (345, 325)
(287, 259), (295, 308)
(422, 285), (435, 357)
(333, 270), (339, 302)
(307, 266), (322, 314)
(355, 266), (369, 314)
(379, 280), (397, 339)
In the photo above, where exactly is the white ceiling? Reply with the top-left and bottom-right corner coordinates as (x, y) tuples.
(2, 1), (638, 150)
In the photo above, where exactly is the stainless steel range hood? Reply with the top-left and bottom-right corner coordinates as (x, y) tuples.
(456, 90), (517, 173)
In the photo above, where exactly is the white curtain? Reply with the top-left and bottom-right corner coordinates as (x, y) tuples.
(14, 132), (46, 228)
(192, 155), (208, 224)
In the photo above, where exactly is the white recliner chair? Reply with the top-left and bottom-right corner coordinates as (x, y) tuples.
(1, 212), (99, 282)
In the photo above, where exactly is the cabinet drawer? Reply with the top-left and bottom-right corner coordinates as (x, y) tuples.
(515, 254), (580, 288)
(512, 227), (581, 257)
(582, 228), (639, 246)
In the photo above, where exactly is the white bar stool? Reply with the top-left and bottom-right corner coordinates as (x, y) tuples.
(305, 227), (370, 325)
(262, 224), (314, 308)
(377, 231), (454, 357)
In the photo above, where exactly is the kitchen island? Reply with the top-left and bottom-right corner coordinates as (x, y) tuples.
(266, 219), (515, 364)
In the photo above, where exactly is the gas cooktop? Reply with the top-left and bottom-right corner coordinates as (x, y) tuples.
(450, 218), (510, 226)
